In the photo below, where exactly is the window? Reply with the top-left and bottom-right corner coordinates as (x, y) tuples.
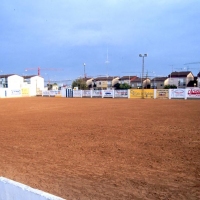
(24, 78), (31, 84)
(160, 84), (163, 86)
(99, 82), (101, 85)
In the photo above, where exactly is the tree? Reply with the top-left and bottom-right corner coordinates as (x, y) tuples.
(164, 84), (177, 89)
(113, 83), (120, 90)
(72, 78), (87, 90)
(119, 83), (131, 89)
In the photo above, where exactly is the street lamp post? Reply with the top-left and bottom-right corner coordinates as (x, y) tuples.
(139, 54), (148, 98)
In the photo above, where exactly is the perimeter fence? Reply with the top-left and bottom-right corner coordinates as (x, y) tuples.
(42, 88), (200, 100)
(0, 88), (200, 99)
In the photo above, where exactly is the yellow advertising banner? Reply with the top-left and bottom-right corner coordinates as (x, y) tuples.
(21, 88), (29, 96)
(130, 89), (154, 99)
(156, 89), (169, 99)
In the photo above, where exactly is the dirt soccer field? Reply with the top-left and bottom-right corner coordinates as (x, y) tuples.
(0, 97), (199, 199)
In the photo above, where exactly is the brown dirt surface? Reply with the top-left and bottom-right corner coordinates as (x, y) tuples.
(0, 97), (199, 200)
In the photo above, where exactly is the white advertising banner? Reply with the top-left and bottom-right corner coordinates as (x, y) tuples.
(114, 90), (128, 98)
(170, 89), (185, 99)
(82, 90), (91, 97)
(11, 89), (21, 97)
(42, 90), (50, 96)
(49, 90), (60, 97)
(186, 88), (200, 98)
(102, 90), (114, 98)
(73, 90), (82, 97)
(92, 90), (102, 97)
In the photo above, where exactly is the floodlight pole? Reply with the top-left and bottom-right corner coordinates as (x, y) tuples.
(83, 63), (86, 79)
(139, 54), (148, 99)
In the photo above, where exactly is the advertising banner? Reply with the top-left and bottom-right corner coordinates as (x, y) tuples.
(156, 89), (169, 99)
(73, 90), (82, 97)
(55, 90), (62, 97)
(42, 90), (50, 96)
(21, 88), (29, 96)
(186, 88), (200, 98)
(129, 89), (154, 99)
(102, 90), (114, 98)
(170, 89), (185, 99)
(11, 90), (21, 97)
(92, 90), (102, 97)
(114, 90), (128, 98)
(82, 90), (91, 97)
(49, 90), (59, 97)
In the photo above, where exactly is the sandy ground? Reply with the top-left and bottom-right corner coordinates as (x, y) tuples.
(0, 97), (199, 200)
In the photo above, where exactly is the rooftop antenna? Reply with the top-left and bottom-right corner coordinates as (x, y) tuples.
(105, 48), (109, 77)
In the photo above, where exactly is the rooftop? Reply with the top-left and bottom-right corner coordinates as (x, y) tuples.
(0, 74), (15, 78)
(131, 77), (150, 82)
(119, 76), (137, 80)
(169, 71), (192, 77)
(94, 76), (119, 81)
(151, 77), (168, 81)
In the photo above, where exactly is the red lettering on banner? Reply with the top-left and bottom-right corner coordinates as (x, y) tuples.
(188, 89), (200, 96)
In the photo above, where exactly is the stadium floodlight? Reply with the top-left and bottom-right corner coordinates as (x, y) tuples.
(83, 63), (86, 78)
(139, 54), (148, 99)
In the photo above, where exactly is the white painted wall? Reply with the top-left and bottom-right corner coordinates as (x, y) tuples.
(0, 88), (9, 98)
(0, 177), (64, 200)
(0, 88), (22, 98)
(7, 75), (24, 89)
(165, 77), (179, 86)
(29, 76), (44, 96)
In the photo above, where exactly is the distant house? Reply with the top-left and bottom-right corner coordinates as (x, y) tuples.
(93, 76), (118, 89)
(119, 76), (137, 86)
(52, 84), (58, 90)
(151, 77), (167, 89)
(130, 77), (151, 89)
(165, 71), (194, 88)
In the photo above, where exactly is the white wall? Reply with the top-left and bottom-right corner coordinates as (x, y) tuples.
(0, 88), (21, 98)
(0, 88), (8, 98)
(0, 177), (64, 200)
(165, 77), (179, 86)
(7, 75), (24, 89)
(29, 76), (44, 96)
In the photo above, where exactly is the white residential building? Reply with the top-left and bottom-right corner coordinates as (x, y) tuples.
(165, 71), (194, 87)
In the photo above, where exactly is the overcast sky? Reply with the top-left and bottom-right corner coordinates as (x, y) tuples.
(0, 0), (200, 82)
